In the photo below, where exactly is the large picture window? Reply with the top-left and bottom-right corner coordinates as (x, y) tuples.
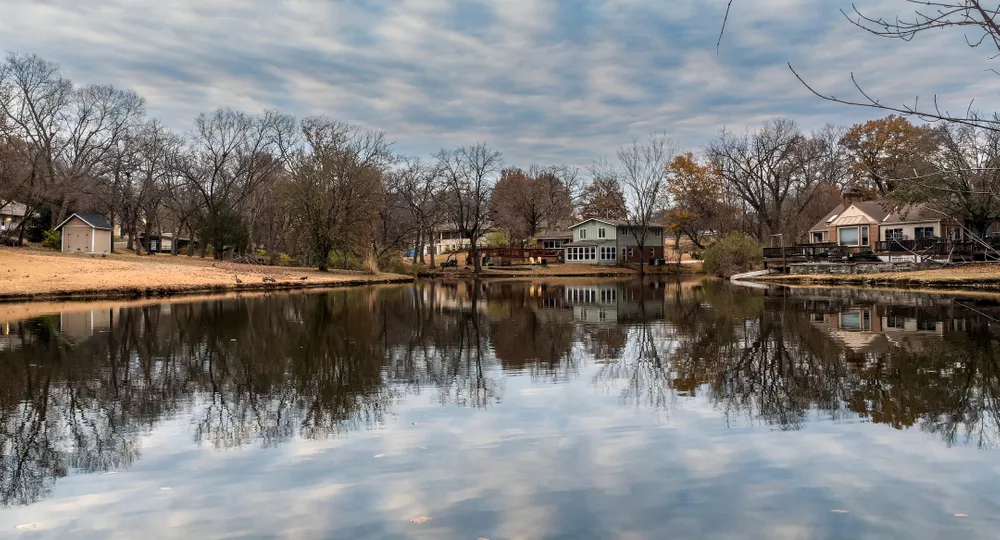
(885, 228), (903, 241)
(600, 246), (616, 260)
(915, 227), (935, 240)
(838, 226), (869, 247)
(567, 246), (597, 261)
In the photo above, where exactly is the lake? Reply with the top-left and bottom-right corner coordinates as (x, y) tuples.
(1, 278), (999, 539)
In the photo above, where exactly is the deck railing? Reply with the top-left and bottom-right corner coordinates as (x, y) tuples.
(765, 239), (983, 261)
(875, 239), (975, 255)
(763, 243), (846, 261)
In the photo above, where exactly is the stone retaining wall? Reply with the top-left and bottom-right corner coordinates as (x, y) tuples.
(789, 262), (918, 275)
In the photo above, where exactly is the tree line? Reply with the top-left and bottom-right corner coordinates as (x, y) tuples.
(3, 51), (997, 272)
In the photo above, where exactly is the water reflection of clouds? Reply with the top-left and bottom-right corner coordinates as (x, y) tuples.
(4, 282), (1000, 538)
(3, 380), (998, 539)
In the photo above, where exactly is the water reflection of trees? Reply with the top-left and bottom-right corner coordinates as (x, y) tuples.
(666, 284), (1000, 445)
(5, 280), (1000, 506)
(0, 285), (507, 506)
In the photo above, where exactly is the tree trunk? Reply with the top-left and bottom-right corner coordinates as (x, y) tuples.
(171, 220), (183, 256)
(470, 236), (481, 273)
(428, 227), (436, 267)
(54, 196), (70, 229)
(674, 232), (683, 265)
(412, 230), (420, 264)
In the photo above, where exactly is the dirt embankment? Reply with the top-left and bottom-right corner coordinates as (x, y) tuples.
(0, 248), (413, 303)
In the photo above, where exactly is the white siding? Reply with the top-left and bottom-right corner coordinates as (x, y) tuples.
(572, 220), (617, 242)
(880, 222), (941, 241)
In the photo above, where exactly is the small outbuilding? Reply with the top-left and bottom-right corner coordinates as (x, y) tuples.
(55, 213), (113, 254)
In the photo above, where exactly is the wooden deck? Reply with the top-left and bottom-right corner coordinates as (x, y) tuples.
(764, 238), (1000, 268)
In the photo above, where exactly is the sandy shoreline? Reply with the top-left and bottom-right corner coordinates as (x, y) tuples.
(0, 248), (413, 303)
(0, 248), (705, 305)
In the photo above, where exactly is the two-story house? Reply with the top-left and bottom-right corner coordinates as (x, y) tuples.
(562, 218), (665, 265)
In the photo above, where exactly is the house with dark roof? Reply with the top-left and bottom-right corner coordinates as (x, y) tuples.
(55, 212), (113, 254)
(534, 230), (573, 250)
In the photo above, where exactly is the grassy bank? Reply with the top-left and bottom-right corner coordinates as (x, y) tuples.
(754, 263), (1000, 291)
(0, 247), (413, 303)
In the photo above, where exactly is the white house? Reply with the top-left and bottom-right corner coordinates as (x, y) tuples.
(562, 218), (666, 265)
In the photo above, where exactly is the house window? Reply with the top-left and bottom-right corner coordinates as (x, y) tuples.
(885, 228), (903, 241)
(915, 227), (935, 240)
(840, 310), (871, 331)
(600, 246), (616, 260)
(629, 248), (634, 257)
(649, 248), (655, 259)
(918, 319), (938, 332)
(838, 226), (869, 246)
(598, 228), (606, 239)
(812, 232), (824, 243)
(839, 227), (858, 246)
(579, 229), (587, 240)
(621, 227), (629, 236)
(568, 246), (596, 261)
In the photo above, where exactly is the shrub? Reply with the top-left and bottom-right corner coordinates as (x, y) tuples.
(378, 253), (408, 275)
(483, 231), (510, 248)
(278, 253), (296, 267)
(41, 230), (61, 250)
(701, 232), (762, 277)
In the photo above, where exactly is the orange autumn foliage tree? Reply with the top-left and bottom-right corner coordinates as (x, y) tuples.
(664, 152), (732, 249)
(840, 115), (939, 196)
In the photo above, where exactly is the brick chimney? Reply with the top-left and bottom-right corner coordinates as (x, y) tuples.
(842, 187), (863, 206)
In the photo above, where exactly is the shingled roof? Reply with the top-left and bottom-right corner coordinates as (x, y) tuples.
(55, 212), (113, 231)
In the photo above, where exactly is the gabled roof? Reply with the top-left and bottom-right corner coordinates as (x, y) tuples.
(55, 212), (112, 231)
(882, 204), (943, 224)
(852, 201), (893, 222)
(809, 204), (846, 232)
(570, 218), (665, 230)
(809, 200), (944, 233)
(536, 230), (573, 240)
(0, 201), (27, 217)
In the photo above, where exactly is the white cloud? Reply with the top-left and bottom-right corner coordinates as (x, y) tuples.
(2, 0), (1000, 166)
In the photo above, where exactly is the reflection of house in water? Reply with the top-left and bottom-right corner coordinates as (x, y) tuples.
(60, 308), (115, 341)
(808, 302), (968, 354)
(563, 282), (665, 323)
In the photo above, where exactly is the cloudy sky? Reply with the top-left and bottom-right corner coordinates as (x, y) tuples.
(3, 0), (999, 166)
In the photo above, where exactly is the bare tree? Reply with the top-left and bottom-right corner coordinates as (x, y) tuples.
(397, 158), (441, 265)
(436, 144), (503, 273)
(721, 1), (1000, 131)
(100, 120), (179, 254)
(593, 133), (674, 275)
(286, 117), (393, 271)
(708, 118), (826, 240)
(177, 108), (294, 259)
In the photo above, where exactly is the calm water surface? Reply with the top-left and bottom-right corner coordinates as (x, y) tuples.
(2, 278), (1000, 539)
